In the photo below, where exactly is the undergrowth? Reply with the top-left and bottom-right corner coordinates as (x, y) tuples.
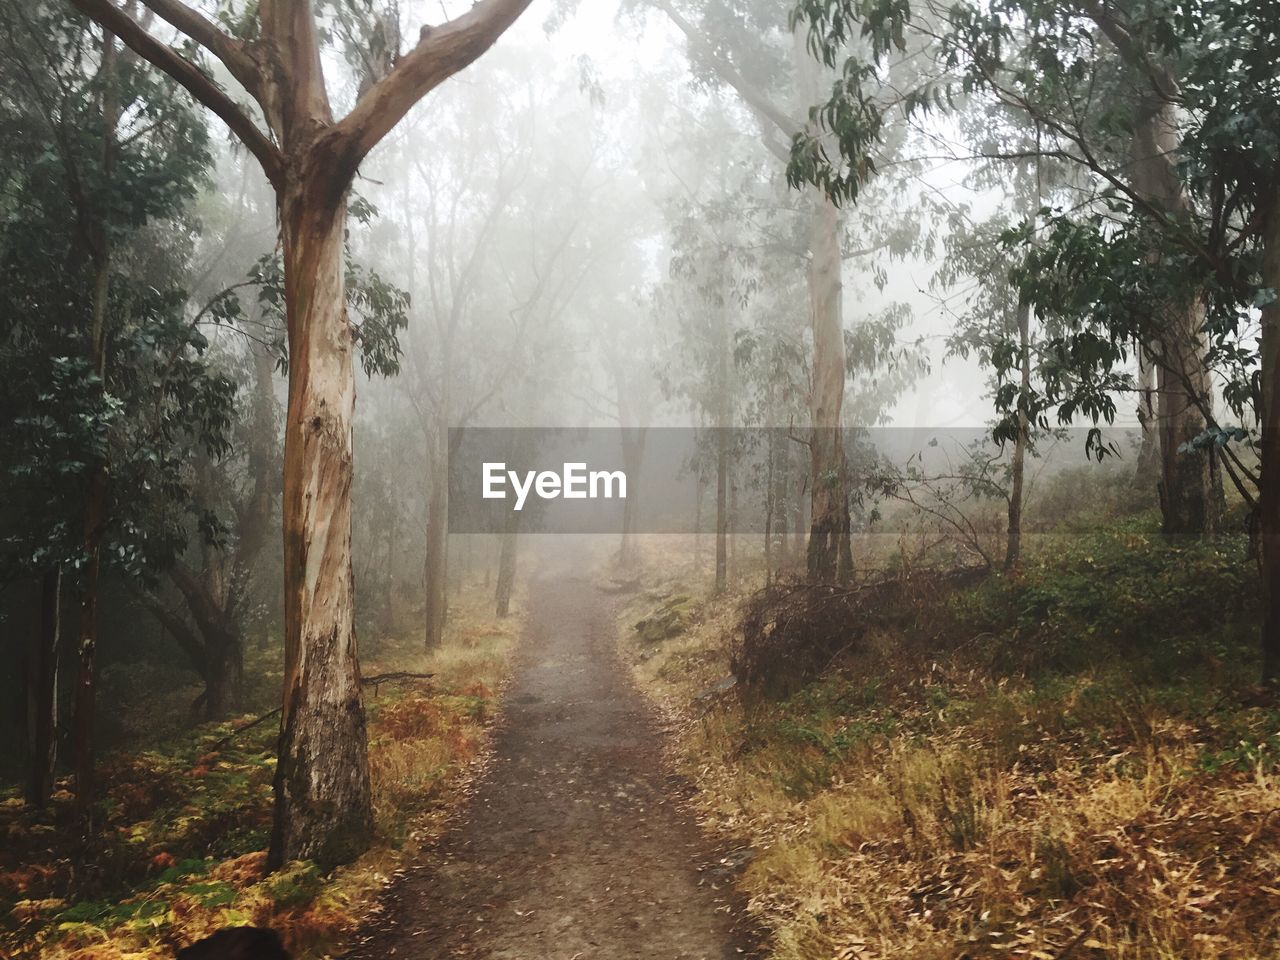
(1, 585), (521, 960)
(619, 522), (1278, 960)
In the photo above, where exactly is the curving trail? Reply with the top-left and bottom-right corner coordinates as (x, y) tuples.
(344, 574), (752, 960)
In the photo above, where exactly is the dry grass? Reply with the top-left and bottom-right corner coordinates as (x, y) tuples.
(5, 580), (523, 960)
(617, 535), (1280, 960)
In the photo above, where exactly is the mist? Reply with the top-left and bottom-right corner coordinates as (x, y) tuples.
(0, 0), (1270, 956)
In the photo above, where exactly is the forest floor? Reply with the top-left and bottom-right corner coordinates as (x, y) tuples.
(617, 521), (1280, 960)
(2, 584), (520, 960)
(342, 573), (756, 960)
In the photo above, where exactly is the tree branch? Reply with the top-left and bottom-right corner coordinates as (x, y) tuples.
(327, 0), (534, 176)
(135, 0), (263, 101)
(650, 0), (799, 140)
(67, 0), (283, 187)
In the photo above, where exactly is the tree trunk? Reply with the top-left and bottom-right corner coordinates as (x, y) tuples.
(1259, 198), (1280, 683)
(203, 633), (241, 720)
(619, 426), (646, 567)
(773, 442), (783, 570)
(25, 567), (61, 807)
(715, 290), (731, 592)
(423, 437), (449, 649)
(233, 338), (277, 627)
(806, 191), (852, 583)
(495, 512), (519, 618)
(73, 472), (106, 815)
(1154, 308), (1218, 536)
(729, 472), (738, 582)
(793, 467), (807, 561)
(73, 25), (119, 817)
(270, 182), (372, 870)
(764, 432), (775, 583)
(384, 520), (396, 634)
(693, 476), (703, 574)
(169, 564), (245, 721)
(715, 429), (728, 592)
(73, 262), (112, 817)
(1130, 88), (1218, 538)
(1005, 297), (1031, 570)
(1133, 344), (1161, 489)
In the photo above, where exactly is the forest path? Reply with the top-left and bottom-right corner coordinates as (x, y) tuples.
(343, 574), (751, 960)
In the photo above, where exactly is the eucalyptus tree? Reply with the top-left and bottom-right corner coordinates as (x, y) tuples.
(568, 151), (659, 569)
(1168, 0), (1280, 677)
(637, 0), (857, 581)
(931, 99), (1075, 569)
(652, 99), (769, 588)
(586, 292), (662, 568)
(639, 0), (932, 582)
(793, 0), (1280, 674)
(64, 0), (533, 866)
(787, 0), (1230, 537)
(732, 274), (810, 579)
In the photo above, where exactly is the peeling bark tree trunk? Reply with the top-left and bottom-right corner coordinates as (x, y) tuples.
(26, 567), (61, 807)
(1130, 89), (1218, 538)
(272, 184), (372, 868)
(806, 192), (853, 583)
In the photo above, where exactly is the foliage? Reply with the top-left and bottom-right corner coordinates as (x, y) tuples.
(786, 0), (1271, 483)
(0, 1), (232, 586)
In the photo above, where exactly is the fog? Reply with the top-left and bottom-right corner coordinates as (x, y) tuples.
(6, 2), (1268, 950)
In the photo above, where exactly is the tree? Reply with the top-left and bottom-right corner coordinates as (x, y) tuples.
(1170, 0), (1280, 678)
(643, 0), (932, 582)
(936, 119), (1056, 570)
(65, 0), (534, 867)
(790, 0), (1280, 676)
(138, 337), (278, 721)
(0, 1), (225, 809)
(645, 0), (854, 582)
(788, 0), (1225, 538)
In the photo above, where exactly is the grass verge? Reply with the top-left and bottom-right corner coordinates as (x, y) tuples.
(617, 523), (1280, 959)
(2, 584), (521, 959)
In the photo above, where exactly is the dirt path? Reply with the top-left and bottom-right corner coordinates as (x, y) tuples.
(344, 574), (752, 960)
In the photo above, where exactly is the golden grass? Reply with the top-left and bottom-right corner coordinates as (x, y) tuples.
(615, 541), (1280, 960)
(13, 578), (523, 960)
